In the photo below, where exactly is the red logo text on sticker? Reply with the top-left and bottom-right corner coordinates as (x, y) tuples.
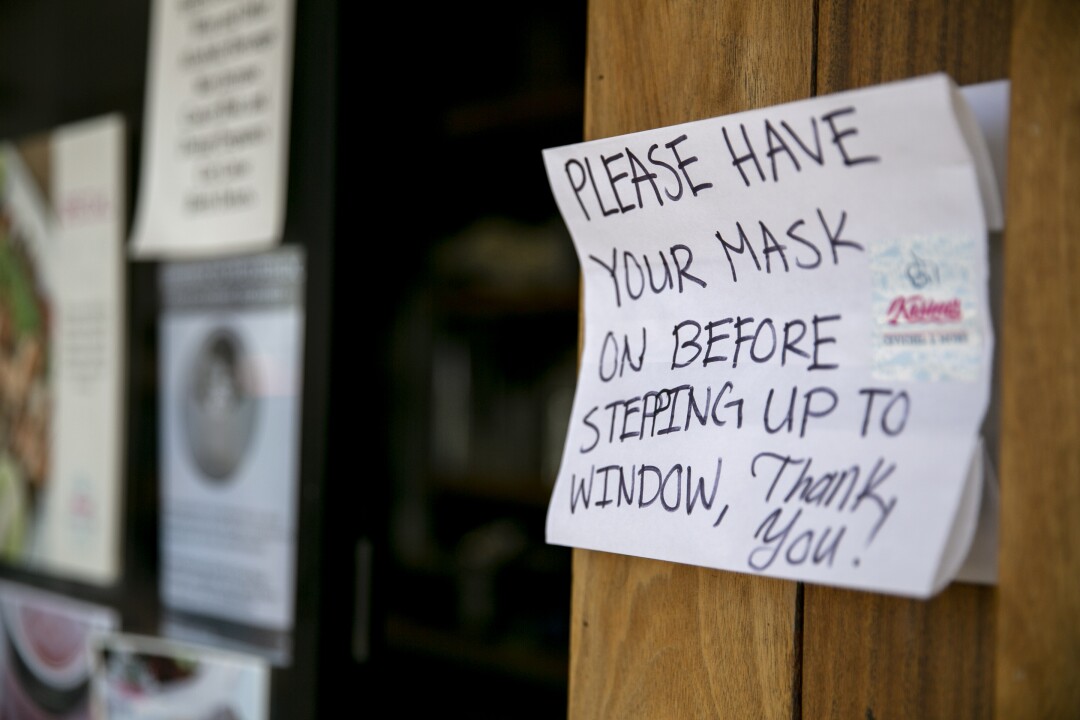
(885, 295), (962, 325)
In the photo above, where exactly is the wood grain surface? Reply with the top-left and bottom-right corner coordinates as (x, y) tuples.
(802, 2), (1009, 718)
(816, 0), (1011, 93)
(803, 584), (996, 718)
(572, 0), (1078, 717)
(995, 1), (1080, 717)
(583, 0), (813, 140)
(570, 1), (812, 717)
(569, 552), (798, 719)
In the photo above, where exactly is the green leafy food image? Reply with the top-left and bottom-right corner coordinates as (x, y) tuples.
(0, 455), (27, 557)
(0, 238), (43, 340)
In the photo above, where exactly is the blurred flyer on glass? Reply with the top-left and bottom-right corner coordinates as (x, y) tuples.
(130, 0), (296, 259)
(159, 246), (304, 647)
(0, 114), (126, 584)
(0, 580), (119, 720)
(89, 632), (269, 720)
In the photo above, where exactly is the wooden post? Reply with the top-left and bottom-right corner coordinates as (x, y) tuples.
(566, 0), (1080, 717)
(803, 2), (1008, 718)
(996, 1), (1080, 717)
(570, 3), (812, 716)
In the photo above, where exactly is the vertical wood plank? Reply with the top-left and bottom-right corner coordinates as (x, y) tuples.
(584, 0), (813, 138)
(570, 552), (798, 720)
(803, 1), (1010, 717)
(996, 1), (1080, 716)
(817, 0), (1011, 92)
(570, 2), (812, 718)
(803, 584), (996, 718)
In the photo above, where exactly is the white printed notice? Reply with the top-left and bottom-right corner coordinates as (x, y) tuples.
(130, 0), (295, 259)
(159, 245), (305, 656)
(542, 73), (999, 598)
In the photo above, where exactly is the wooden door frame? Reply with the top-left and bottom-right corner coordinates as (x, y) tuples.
(567, 2), (1079, 717)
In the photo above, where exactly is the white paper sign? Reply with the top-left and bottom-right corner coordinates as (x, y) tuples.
(542, 73), (997, 598)
(159, 246), (305, 635)
(130, 0), (295, 259)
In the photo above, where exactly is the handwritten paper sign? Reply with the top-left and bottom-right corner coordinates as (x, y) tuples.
(130, 0), (295, 259)
(542, 74), (997, 598)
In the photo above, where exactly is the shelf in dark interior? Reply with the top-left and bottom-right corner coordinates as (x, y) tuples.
(386, 613), (569, 687)
(442, 84), (584, 138)
(432, 473), (556, 508)
(434, 284), (579, 317)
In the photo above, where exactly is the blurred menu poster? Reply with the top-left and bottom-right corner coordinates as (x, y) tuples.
(0, 579), (119, 720)
(88, 632), (269, 720)
(130, 0), (296, 259)
(0, 115), (126, 585)
(159, 246), (304, 660)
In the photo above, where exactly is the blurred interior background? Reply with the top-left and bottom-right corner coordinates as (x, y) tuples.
(372, 3), (586, 715)
(0, 0), (587, 716)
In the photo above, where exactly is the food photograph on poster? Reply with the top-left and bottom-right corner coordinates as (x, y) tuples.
(88, 632), (270, 720)
(0, 116), (126, 586)
(0, 580), (119, 720)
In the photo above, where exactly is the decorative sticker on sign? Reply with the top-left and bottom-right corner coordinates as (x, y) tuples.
(870, 233), (985, 383)
(541, 73), (999, 599)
